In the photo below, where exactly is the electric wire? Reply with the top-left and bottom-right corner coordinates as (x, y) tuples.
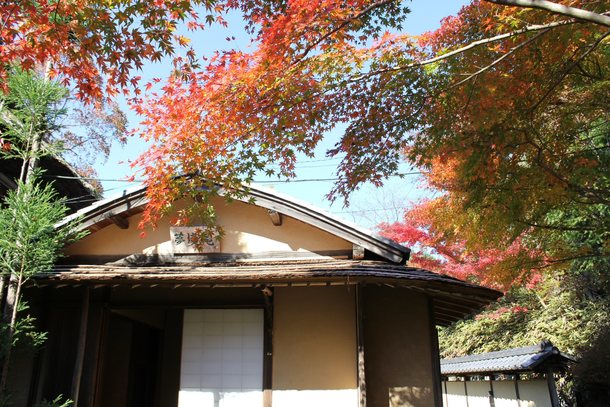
(45, 171), (424, 184)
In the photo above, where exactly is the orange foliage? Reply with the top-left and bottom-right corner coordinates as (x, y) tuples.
(1, 0), (213, 102)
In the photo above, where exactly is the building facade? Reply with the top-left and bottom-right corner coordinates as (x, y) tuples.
(11, 184), (500, 407)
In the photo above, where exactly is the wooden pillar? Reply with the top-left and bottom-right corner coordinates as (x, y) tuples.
(488, 376), (495, 407)
(81, 288), (110, 407)
(71, 286), (90, 406)
(514, 374), (522, 407)
(263, 287), (274, 407)
(429, 298), (442, 407)
(156, 309), (183, 407)
(463, 378), (470, 407)
(547, 369), (560, 407)
(356, 284), (366, 407)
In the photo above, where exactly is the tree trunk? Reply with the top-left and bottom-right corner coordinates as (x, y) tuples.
(0, 275), (6, 315)
(0, 271), (22, 392)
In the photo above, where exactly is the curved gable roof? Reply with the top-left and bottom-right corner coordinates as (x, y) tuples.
(58, 183), (411, 264)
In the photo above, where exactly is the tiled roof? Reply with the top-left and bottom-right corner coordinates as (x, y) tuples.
(441, 341), (575, 375)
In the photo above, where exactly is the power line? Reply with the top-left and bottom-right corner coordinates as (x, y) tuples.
(252, 172), (423, 184)
(47, 175), (144, 182)
(330, 207), (408, 214)
(45, 171), (424, 185)
(254, 177), (339, 184)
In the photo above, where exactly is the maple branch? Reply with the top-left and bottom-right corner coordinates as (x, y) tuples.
(450, 28), (550, 89)
(350, 18), (576, 81)
(530, 252), (610, 270)
(293, 0), (398, 65)
(528, 139), (610, 205)
(530, 30), (610, 112)
(515, 219), (597, 232)
(485, 0), (610, 28)
(0, 3), (19, 33)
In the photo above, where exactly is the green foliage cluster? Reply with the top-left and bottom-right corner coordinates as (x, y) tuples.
(0, 176), (85, 402)
(0, 70), (86, 405)
(33, 395), (73, 407)
(439, 276), (609, 358)
(0, 70), (68, 166)
(0, 69), (126, 187)
(439, 222), (610, 403)
(439, 194), (610, 404)
(0, 304), (47, 359)
(0, 177), (75, 278)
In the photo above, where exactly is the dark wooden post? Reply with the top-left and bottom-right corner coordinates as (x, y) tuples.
(428, 298), (443, 407)
(514, 374), (521, 406)
(71, 286), (90, 406)
(356, 284), (366, 407)
(547, 369), (560, 407)
(263, 286), (274, 407)
(463, 378), (470, 407)
(488, 376), (495, 407)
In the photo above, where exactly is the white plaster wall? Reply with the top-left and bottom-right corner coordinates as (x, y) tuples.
(443, 379), (553, 407)
(465, 381), (493, 407)
(272, 389), (358, 407)
(444, 381), (468, 407)
(518, 380), (552, 406)
(493, 381), (520, 407)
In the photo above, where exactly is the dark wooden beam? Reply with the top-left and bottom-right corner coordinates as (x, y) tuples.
(353, 244), (365, 260)
(0, 172), (17, 190)
(434, 297), (481, 314)
(547, 368), (560, 407)
(434, 306), (467, 320)
(267, 210), (282, 226)
(108, 214), (129, 229)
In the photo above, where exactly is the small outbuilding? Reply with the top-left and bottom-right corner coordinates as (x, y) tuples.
(441, 341), (575, 407)
(10, 183), (501, 407)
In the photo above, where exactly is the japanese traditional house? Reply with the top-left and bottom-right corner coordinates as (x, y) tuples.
(11, 184), (501, 407)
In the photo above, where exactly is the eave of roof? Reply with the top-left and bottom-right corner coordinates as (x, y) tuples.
(1, 155), (100, 212)
(441, 341), (575, 375)
(31, 259), (502, 326)
(57, 183), (411, 264)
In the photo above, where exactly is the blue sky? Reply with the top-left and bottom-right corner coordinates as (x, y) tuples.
(95, 0), (469, 228)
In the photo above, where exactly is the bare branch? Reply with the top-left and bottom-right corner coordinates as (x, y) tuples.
(350, 18), (576, 81)
(486, 0), (610, 27)
(531, 252), (610, 270)
(515, 219), (597, 232)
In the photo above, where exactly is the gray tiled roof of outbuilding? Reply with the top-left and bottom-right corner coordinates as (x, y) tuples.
(441, 341), (575, 375)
